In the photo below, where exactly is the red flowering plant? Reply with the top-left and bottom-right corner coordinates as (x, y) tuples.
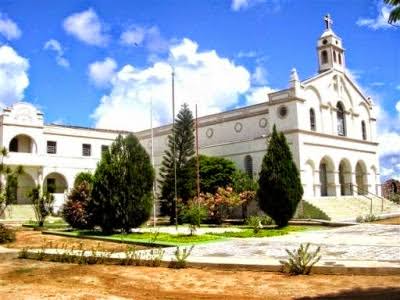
(195, 187), (247, 224)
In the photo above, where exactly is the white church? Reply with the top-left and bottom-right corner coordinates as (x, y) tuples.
(2, 16), (398, 220)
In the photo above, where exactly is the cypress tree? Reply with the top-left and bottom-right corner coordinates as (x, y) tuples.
(257, 125), (303, 227)
(90, 133), (154, 233)
(158, 103), (196, 223)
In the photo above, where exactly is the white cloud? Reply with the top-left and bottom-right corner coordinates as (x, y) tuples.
(246, 86), (274, 105)
(91, 38), (263, 132)
(88, 57), (117, 87)
(251, 65), (268, 85)
(0, 45), (29, 106)
(63, 8), (109, 46)
(237, 51), (258, 58)
(0, 13), (21, 40)
(356, 3), (397, 30)
(44, 39), (70, 68)
(396, 85), (400, 90)
(231, 0), (281, 12)
(231, 0), (251, 11)
(120, 25), (168, 53)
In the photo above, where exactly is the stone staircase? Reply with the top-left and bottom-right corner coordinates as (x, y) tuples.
(304, 195), (400, 221)
(0, 205), (36, 222)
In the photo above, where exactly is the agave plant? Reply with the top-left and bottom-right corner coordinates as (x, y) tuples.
(280, 243), (321, 275)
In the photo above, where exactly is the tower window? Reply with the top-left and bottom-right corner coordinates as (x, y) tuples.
(338, 53), (342, 65)
(333, 51), (337, 63)
(321, 50), (328, 64)
(310, 108), (316, 131)
(337, 102), (346, 136)
(244, 155), (253, 179)
(361, 121), (367, 140)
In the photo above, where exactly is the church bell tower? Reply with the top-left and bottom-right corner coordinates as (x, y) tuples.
(317, 14), (345, 73)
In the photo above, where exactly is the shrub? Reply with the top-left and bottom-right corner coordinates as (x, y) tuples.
(260, 215), (274, 225)
(62, 181), (93, 229)
(356, 215), (364, 223)
(90, 134), (154, 233)
(280, 243), (321, 275)
(257, 125), (303, 227)
(246, 216), (262, 234)
(196, 187), (245, 224)
(28, 185), (54, 227)
(389, 193), (400, 204)
(0, 224), (16, 243)
(169, 245), (194, 269)
(357, 214), (378, 223)
(73, 172), (93, 188)
(182, 202), (207, 235)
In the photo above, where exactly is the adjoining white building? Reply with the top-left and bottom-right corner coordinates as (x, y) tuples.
(2, 16), (397, 220)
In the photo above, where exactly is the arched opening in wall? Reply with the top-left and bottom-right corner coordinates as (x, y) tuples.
(361, 121), (367, 140)
(244, 155), (253, 179)
(338, 53), (342, 65)
(321, 50), (328, 64)
(333, 51), (337, 63)
(43, 173), (68, 194)
(304, 160), (315, 197)
(355, 161), (368, 195)
(309, 108), (316, 131)
(9, 135), (37, 153)
(391, 182), (398, 194)
(338, 159), (352, 196)
(319, 156), (335, 197)
(16, 173), (36, 204)
(336, 102), (346, 136)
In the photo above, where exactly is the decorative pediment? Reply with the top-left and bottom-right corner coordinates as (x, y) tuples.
(1, 102), (44, 126)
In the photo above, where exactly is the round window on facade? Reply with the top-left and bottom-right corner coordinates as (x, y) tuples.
(206, 128), (214, 138)
(259, 118), (268, 128)
(278, 105), (288, 119)
(322, 39), (328, 45)
(234, 122), (243, 133)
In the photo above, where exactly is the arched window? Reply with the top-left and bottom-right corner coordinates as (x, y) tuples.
(310, 108), (316, 131)
(337, 102), (346, 136)
(321, 50), (328, 64)
(391, 182), (397, 194)
(9, 137), (18, 152)
(244, 155), (253, 179)
(338, 53), (342, 65)
(361, 121), (367, 140)
(333, 51), (337, 63)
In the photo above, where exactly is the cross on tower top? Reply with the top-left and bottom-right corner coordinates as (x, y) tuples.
(324, 14), (333, 30)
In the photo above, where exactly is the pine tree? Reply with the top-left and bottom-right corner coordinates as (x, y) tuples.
(158, 103), (196, 223)
(90, 133), (154, 233)
(257, 125), (303, 227)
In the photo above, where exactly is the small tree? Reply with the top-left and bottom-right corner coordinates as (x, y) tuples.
(73, 172), (93, 188)
(257, 125), (303, 227)
(159, 103), (196, 223)
(90, 134), (154, 233)
(181, 201), (207, 235)
(62, 181), (93, 229)
(198, 155), (237, 194)
(28, 185), (54, 227)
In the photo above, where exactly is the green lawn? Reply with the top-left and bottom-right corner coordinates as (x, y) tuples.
(23, 220), (69, 229)
(43, 225), (315, 247)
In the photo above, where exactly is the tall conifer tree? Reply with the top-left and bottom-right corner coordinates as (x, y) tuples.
(257, 125), (303, 227)
(159, 103), (196, 223)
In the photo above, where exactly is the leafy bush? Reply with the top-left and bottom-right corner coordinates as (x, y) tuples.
(182, 202), (207, 235)
(0, 224), (16, 243)
(357, 214), (378, 223)
(62, 181), (93, 229)
(246, 216), (262, 234)
(280, 243), (321, 275)
(169, 245), (194, 269)
(73, 172), (93, 188)
(260, 215), (274, 225)
(28, 185), (54, 227)
(389, 193), (400, 204)
(257, 125), (303, 227)
(90, 134), (154, 233)
(195, 187), (245, 224)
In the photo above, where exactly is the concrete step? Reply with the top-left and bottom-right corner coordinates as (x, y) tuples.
(304, 196), (400, 221)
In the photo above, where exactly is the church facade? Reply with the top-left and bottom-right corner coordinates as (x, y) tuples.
(0, 17), (380, 211)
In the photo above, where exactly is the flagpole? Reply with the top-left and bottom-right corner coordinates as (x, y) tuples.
(195, 104), (200, 199)
(150, 95), (156, 228)
(172, 66), (178, 231)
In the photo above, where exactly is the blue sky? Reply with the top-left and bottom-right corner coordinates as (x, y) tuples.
(0, 0), (399, 180)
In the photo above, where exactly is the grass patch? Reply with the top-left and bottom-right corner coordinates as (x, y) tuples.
(208, 226), (310, 238)
(295, 201), (330, 220)
(23, 220), (69, 229)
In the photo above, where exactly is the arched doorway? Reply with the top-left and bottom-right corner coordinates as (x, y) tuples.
(43, 173), (68, 194)
(338, 159), (352, 196)
(319, 156), (335, 196)
(16, 173), (36, 204)
(355, 161), (368, 195)
(9, 134), (37, 153)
